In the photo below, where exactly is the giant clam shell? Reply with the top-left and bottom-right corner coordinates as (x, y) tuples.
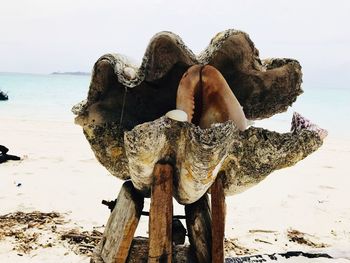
(73, 29), (322, 204)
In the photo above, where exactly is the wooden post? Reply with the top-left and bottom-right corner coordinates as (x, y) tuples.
(148, 162), (173, 263)
(185, 193), (212, 263)
(100, 181), (144, 263)
(211, 172), (226, 263)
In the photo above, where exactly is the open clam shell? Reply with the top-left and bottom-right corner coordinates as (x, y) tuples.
(73, 29), (323, 205)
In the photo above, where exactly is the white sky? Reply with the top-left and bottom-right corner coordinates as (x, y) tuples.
(0, 0), (349, 87)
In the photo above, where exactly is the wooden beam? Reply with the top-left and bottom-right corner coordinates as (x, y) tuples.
(148, 162), (173, 263)
(185, 193), (212, 263)
(211, 172), (226, 263)
(100, 181), (144, 263)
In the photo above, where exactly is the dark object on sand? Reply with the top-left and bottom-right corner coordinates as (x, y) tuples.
(101, 199), (116, 212)
(0, 90), (8, 100)
(0, 145), (9, 154)
(0, 145), (21, 164)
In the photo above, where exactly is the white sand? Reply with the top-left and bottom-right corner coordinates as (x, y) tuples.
(0, 118), (349, 262)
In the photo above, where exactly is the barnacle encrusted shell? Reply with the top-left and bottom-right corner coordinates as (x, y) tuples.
(73, 29), (322, 204)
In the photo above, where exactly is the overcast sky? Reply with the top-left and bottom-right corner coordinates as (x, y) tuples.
(0, 0), (349, 87)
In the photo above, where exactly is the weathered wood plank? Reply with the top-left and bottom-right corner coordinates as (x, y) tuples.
(185, 193), (212, 263)
(211, 173), (226, 263)
(148, 162), (173, 263)
(100, 181), (144, 263)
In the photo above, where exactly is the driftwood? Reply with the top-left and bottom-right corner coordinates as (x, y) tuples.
(99, 181), (143, 263)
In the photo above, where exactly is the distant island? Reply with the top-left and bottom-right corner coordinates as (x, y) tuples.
(51, 71), (91, 76)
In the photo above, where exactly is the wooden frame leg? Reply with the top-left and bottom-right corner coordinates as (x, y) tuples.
(211, 172), (226, 263)
(185, 193), (212, 263)
(148, 162), (173, 263)
(100, 180), (144, 263)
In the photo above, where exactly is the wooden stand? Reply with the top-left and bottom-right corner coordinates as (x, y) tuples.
(211, 173), (226, 263)
(100, 181), (144, 263)
(94, 164), (226, 263)
(148, 163), (173, 263)
(185, 194), (212, 263)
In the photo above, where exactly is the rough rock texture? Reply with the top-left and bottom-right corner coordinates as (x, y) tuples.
(73, 29), (322, 204)
(221, 126), (323, 195)
(82, 123), (129, 180)
(80, 116), (322, 204)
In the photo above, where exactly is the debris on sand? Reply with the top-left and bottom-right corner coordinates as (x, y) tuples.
(61, 229), (102, 255)
(0, 211), (102, 256)
(0, 211), (64, 254)
(224, 238), (257, 256)
(287, 229), (328, 248)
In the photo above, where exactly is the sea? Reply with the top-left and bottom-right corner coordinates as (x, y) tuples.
(0, 72), (349, 137)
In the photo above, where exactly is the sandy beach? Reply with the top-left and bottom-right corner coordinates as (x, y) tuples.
(0, 117), (349, 262)
(1, 0), (350, 261)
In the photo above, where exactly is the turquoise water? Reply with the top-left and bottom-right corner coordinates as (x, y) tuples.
(0, 72), (349, 137)
(0, 73), (90, 121)
(255, 87), (350, 137)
